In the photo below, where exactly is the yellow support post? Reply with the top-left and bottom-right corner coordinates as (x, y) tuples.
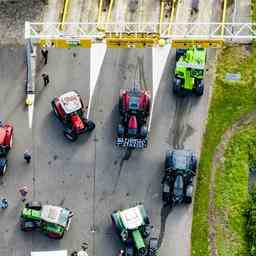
(97, 0), (104, 26)
(107, 0), (115, 23)
(168, 0), (176, 35)
(221, 0), (228, 37)
(159, 1), (165, 34)
(60, 0), (70, 31)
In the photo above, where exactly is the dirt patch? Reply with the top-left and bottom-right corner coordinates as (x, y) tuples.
(208, 112), (256, 256)
(0, 0), (46, 46)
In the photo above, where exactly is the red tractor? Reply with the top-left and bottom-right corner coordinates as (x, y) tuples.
(0, 122), (13, 175)
(116, 87), (150, 149)
(51, 91), (95, 141)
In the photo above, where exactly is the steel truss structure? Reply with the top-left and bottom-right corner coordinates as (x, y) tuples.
(25, 22), (256, 42)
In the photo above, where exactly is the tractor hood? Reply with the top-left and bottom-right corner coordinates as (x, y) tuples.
(132, 229), (146, 251)
(174, 175), (184, 203)
(71, 114), (85, 131)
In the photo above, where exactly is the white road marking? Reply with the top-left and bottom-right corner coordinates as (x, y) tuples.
(149, 44), (171, 130)
(27, 94), (35, 129)
(87, 43), (107, 119)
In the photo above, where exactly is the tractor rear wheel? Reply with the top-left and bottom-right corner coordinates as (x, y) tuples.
(173, 78), (182, 95)
(51, 100), (60, 119)
(195, 80), (204, 96)
(21, 219), (36, 231)
(25, 201), (42, 210)
(0, 159), (7, 176)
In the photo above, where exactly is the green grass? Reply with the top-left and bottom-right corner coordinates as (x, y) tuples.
(215, 125), (256, 255)
(191, 44), (256, 255)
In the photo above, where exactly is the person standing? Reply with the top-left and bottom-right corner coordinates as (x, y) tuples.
(42, 73), (50, 87)
(24, 150), (32, 163)
(41, 47), (48, 65)
(19, 186), (29, 202)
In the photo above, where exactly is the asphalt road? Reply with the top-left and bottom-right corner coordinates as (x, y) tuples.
(0, 44), (214, 256)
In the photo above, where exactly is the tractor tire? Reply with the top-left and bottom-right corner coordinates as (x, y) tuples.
(0, 159), (7, 176)
(190, 153), (197, 173)
(173, 78), (182, 95)
(165, 151), (173, 169)
(184, 195), (192, 204)
(51, 100), (60, 119)
(63, 130), (77, 142)
(138, 247), (147, 256)
(20, 219), (36, 231)
(185, 184), (193, 204)
(195, 80), (204, 96)
(119, 97), (124, 114)
(117, 124), (125, 137)
(86, 120), (96, 132)
(25, 201), (42, 210)
(176, 49), (186, 61)
(140, 126), (148, 138)
(125, 245), (134, 256)
(148, 238), (158, 256)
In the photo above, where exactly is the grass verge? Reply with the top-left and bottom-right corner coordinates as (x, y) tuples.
(215, 124), (256, 255)
(191, 44), (256, 255)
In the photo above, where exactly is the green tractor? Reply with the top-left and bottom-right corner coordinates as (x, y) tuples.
(173, 47), (206, 96)
(111, 205), (158, 256)
(20, 201), (73, 239)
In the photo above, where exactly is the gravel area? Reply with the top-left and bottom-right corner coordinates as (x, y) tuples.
(0, 0), (46, 46)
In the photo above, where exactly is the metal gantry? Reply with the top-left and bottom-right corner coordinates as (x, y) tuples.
(26, 22), (256, 42)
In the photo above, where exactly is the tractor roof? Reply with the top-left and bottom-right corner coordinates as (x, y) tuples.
(59, 91), (82, 114)
(41, 205), (70, 227)
(172, 150), (192, 171)
(177, 48), (206, 70)
(120, 206), (144, 230)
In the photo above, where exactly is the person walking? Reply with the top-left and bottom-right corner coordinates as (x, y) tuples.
(41, 47), (48, 65)
(42, 73), (50, 87)
(24, 150), (32, 163)
(19, 186), (29, 202)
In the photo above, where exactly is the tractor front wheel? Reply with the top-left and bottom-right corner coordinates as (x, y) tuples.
(63, 130), (77, 142)
(148, 238), (158, 256)
(86, 120), (96, 132)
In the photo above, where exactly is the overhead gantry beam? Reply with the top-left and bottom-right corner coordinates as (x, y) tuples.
(25, 22), (256, 42)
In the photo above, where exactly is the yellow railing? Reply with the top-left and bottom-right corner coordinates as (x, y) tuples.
(60, 0), (70, 31)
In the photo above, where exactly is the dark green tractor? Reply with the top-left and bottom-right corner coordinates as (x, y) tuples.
(173, 47), (206, 96)
(20, 201), (73, 239)
(111, 205), (158, 256)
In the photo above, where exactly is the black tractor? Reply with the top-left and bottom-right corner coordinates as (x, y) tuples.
(162, 150), (197, 205)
